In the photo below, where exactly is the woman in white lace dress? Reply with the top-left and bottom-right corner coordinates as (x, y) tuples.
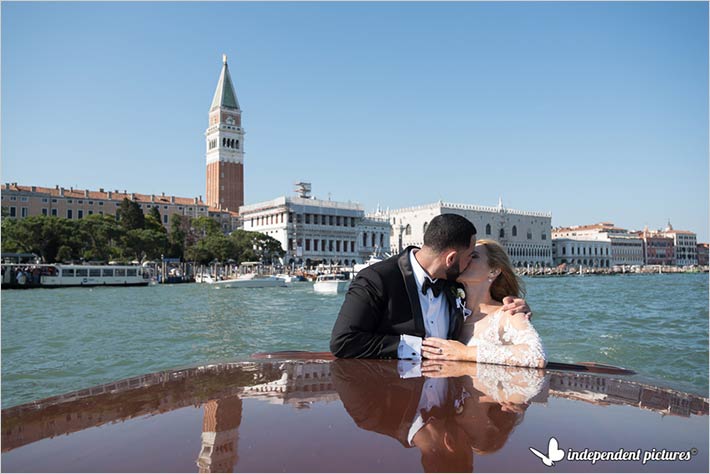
(422, 239), (546, 368)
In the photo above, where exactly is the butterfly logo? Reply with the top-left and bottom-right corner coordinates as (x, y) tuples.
(529, 437), (565, 467)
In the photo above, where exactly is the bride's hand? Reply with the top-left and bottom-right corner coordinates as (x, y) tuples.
(502, 296), (532, 320)
(421, 360), (477, 378)
(422, 337), (471, 361)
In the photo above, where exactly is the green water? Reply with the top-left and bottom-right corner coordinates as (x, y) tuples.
(1, 273), (708, 407)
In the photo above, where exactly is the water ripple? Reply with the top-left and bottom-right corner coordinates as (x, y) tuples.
(2, 274), (708, 407)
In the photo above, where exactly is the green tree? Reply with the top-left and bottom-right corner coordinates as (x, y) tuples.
(122, 228), (168, 262)
(79, 214), (124, 262)
(185, 239), (214, 265)
(56, 245), (73, 263)
(229, 230), (285, 264)
(1, 216), (80, 262)
(149, 206), (162, 225)
(117, 198), (145, 231)
(167, 214), (187, 259)
(190, 216), (221, 237)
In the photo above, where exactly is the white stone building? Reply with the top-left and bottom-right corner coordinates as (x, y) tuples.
(239, 193), (390, 267)
(552, 238), (612, 268)
(552, 223), (644, 266)
(660, 222), (698, 266)
(385, 200), (553, 267)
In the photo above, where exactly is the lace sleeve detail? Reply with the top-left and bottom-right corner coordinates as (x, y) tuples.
(474, 364), (548, 404)
(470, 311), (546, 368)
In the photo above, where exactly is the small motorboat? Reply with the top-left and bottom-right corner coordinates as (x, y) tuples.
(313, 274), (350, 294)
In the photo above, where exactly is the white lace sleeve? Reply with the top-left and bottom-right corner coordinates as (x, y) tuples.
(474, 364), (549, 404)
(469, 311), (546, 368)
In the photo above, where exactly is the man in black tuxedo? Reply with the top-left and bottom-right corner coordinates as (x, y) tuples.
(331, 214), (529, 359)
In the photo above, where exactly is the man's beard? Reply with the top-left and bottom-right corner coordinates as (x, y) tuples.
(444, 258), (462, 281)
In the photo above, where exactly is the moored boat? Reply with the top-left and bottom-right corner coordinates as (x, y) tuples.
(1, 263), (150, 289)
(313, 274), (350, 294)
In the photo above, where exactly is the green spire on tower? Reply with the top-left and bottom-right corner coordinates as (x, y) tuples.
(210, 54), (240, 111)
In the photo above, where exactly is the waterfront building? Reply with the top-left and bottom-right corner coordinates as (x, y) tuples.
(239, 185), (390, 266)
(552, 223), (644, 266)
(205, 55), (245, 213)
(659, 222), (698, 266)
(697, 243), (709, 266)
(385, 200), (553, 267)
(636, 228), (675, 266)
(551, 238), (611, 268)
(0, 183), (239, 231)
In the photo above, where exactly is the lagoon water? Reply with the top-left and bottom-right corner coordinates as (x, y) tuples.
(1, 273), (708, 408)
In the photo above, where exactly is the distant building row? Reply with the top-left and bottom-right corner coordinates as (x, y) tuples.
(4, 182), (705, 268)
(1, 183), (240, 233)
(552, 222), (703, 267)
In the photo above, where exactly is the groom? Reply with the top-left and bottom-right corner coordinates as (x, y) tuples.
(331, 214), (529, 359)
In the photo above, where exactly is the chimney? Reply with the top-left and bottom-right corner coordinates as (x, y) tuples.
(70, 187), (73, 191)
(151, 194), (155, 202)
(31, 186), (36, 192)
(99, 188), (104, 193)
(55, 185), (59, 190)
(130, 193), (135, 200)
(108, 191), (113, 199)
(4, 183), (9, 190)
(170, 196), (175, 204)
(199, 195), (203, 203)
(84, 190), (89, 197)
(161, 192), (165, 197)
(59, 187), (65, 197)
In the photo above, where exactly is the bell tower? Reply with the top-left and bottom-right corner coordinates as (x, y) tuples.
(206, 54), (245, 212)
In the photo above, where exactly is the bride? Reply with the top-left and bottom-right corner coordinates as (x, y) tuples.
(422, 239), (546, 368)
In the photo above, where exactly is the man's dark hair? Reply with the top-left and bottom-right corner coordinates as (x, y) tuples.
(423, 214), (477, 253)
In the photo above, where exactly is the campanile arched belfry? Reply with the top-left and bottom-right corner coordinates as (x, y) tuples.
(205, 54), (245, 212)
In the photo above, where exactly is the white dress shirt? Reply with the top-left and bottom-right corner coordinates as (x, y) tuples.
(407, 377), (448, 445)
(397, 249), (450, 359)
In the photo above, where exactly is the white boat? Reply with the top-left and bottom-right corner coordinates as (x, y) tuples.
(206, 274), (286, 288)
(353, 248), (390, 275)
(195, 273), (215, 283)
(1, 263), (150, 288)
(313, 274), (350, 294)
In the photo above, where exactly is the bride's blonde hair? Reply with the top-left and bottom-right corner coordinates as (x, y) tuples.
(477, 239), (525, 301)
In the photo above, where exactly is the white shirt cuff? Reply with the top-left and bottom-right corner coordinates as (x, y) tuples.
(398, 334), (422, 360)
(398, 360), (422, 379)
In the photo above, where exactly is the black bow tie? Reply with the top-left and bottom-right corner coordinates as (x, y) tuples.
(422, 278), (445, 297)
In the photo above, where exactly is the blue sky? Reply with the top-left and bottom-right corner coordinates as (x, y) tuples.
(2, 2), (708, 241)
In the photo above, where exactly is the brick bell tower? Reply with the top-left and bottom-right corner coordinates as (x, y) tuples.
(206, 54), (244, 212)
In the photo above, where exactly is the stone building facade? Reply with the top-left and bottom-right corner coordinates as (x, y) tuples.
(239, 195), (390, 266)
(660, 223), (698, 266)
(552, 238), (612, 268)
(385, 200), (553, 267)
(552, 223), (644, 266)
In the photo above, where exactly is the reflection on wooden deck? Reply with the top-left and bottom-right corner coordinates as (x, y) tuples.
(1, 359), (708, 472)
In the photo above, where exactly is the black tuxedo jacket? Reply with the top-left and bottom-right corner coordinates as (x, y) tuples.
(331, 359), (465, 448)
(331, 359), (425, 447)
(330, 246), (464, 359)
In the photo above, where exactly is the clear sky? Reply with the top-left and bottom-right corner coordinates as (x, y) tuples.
(2, 2), (708, 241)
